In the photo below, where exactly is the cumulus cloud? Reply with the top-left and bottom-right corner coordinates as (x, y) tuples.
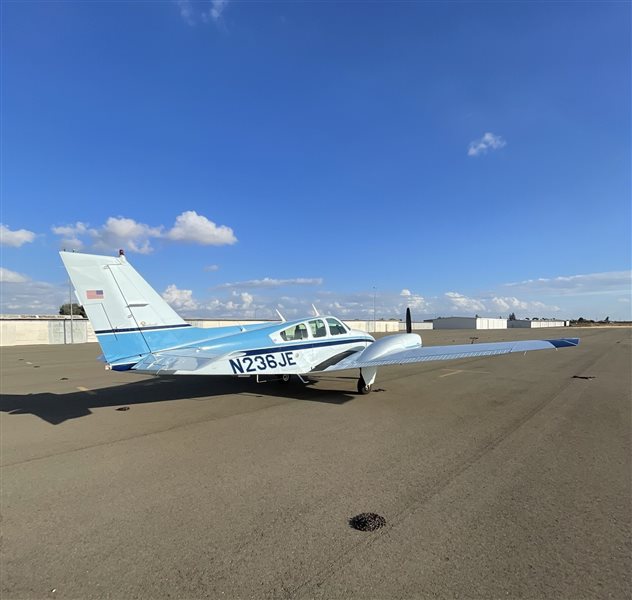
(162, 284), (199, 310)
(51, 222), (90, 250)
(0, 224), (36, 247)
(491, 296), (559, 315)
(399, 288), (427, 310)
(52, 212), (237, 254)
(468, 132), (506, 157)
(490, 296), (529, 312)
(93, 217), (162, 254)
(165, 211), (237, 246)
(445, 291), (486, 313)
(218, 277), (323, 289)
(204, 264), (220, 272)
(0, 267), (29, 283)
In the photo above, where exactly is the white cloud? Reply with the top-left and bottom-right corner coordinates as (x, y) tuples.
(233, 290), (253, 308)
(490, 296), (529, 312)
(209, 0), (229, 22)
(468, 132), (506, 157)
(93, 217), (162, 254)
(445, 291), (486, 313)
(177, 0), (195, 25)
(505, 271), (632, 296)
(218, 277), (323, 289)
(51, 222), (90, 250)
(204, 264), (220, 272)
(52, 212), (237, 254)
(491, 296), (559, 315)
(0, 267), (29, 283)
(162, 284), (199, 310)
(0, 224), (36, 247)
(399, 288), (427, 310)
(176, 0), (229, 25)
(165, 211), (237, 246)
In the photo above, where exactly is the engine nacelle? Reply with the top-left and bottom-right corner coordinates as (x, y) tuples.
(361, 333), (422, 362)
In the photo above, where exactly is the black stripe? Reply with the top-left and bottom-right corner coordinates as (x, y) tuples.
(311, 349), (363, 372)
(95, 324), (192, 335)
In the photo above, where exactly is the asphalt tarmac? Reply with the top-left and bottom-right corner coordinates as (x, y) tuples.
(1, 327), (630, 599)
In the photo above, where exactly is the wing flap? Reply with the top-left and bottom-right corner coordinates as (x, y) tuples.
(324, 338), (580, 372)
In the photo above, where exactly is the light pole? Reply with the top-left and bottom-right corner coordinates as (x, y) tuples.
(69, 277), (74, 344)
(373, 286), (376, 333)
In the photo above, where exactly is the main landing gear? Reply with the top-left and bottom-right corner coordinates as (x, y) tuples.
(357, 377), (372, 395)
(357, 366), (377, 395)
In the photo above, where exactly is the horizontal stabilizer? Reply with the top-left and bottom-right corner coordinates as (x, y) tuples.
(132, 348), (225, 374)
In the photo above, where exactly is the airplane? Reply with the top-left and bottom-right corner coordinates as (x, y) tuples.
(60, 250), (580, 394)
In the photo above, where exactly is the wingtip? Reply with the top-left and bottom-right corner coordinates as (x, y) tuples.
(548, 338), (580, 348)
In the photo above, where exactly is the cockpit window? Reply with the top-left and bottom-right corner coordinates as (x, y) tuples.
(280, 323), (308, 341)
(326, 318), (347, 335)
(308, 319), (327, 338)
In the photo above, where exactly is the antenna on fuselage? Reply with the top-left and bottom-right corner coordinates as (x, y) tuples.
(276, 309), (286, 322)
(312, 304), (320, 317)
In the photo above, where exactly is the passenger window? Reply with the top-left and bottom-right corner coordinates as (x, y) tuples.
(326, 318), (347, 336)
(280, 323), (308, 341)
(309, 319), (327, 338)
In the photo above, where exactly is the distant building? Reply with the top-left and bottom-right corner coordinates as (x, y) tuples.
(508, 319), (566, 328)
(432, 317), (507, 330)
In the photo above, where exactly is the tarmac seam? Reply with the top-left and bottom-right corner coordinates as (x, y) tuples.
(291, 346), (604, 598)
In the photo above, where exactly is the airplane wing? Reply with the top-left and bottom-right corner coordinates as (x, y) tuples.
(323, 338), (580, 372)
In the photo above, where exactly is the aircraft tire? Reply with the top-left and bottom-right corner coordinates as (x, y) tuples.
(279, 374), (291, 384)
(357, 378), (372, 395)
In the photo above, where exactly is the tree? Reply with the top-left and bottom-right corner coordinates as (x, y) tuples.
(59, 303), (87, 318)
(508, 312), (517, 321)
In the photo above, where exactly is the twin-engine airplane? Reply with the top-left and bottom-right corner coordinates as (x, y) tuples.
(60, 251), (580, 394)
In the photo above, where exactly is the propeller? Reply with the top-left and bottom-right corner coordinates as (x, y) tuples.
(406, 307), (412, 334)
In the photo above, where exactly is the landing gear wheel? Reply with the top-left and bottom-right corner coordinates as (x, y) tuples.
(279, 374), (291, 384)
(357, 378), (372, 395)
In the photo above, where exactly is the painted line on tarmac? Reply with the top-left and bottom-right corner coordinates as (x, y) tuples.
(76, 386), (96, 395)
(439, 368), (490, 378)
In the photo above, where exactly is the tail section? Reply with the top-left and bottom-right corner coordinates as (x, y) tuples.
(60, 251), (196, 368)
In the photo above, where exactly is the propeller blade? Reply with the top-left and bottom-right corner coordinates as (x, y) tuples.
(406, 307), (412, 334)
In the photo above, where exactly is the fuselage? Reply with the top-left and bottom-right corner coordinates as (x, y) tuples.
(118, 316), (375, 376)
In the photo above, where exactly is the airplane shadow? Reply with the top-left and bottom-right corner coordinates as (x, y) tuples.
(0, 376), (357, 425)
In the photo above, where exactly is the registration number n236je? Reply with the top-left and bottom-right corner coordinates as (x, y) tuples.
(229, 351), (296, 374)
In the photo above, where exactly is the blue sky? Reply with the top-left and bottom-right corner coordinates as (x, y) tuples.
(1, 1), (630, 320)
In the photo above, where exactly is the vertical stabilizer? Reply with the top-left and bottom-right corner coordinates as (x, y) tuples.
(60, 251), (190, 367)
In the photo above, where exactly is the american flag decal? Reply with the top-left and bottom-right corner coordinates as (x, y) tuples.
(86, 290), (104, 300)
